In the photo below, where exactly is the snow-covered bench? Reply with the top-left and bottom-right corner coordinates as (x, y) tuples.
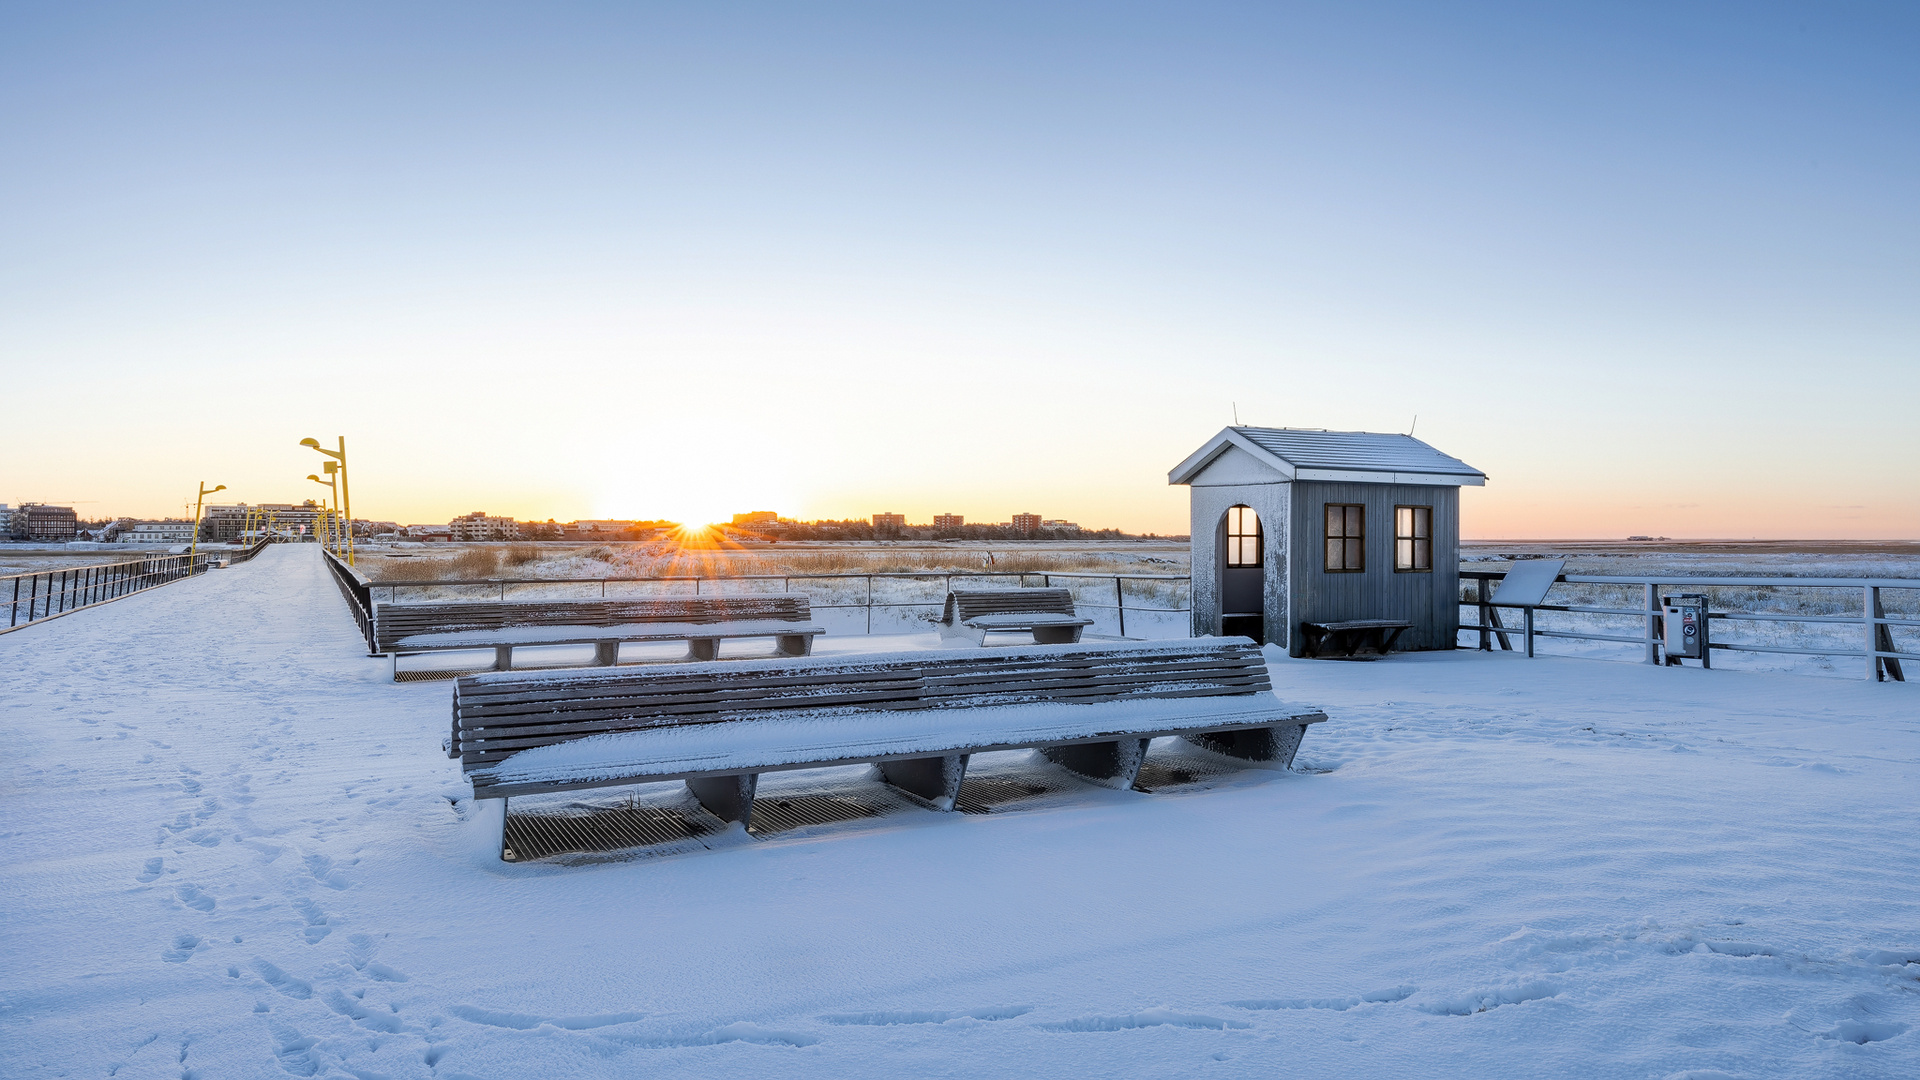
(448, 638), (1326, 859)
(936, 587), (1095, 645)
(1298, 619), (1411, 659)
(375, 595), (823, 679)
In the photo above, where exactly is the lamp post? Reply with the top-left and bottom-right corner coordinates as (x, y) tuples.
(307, 472), (340, 554)
(299, 437), (354, 566)
(189, 482), (226, 569)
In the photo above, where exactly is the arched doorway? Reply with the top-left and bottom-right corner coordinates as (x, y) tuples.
(1220, 504), (1263, 642)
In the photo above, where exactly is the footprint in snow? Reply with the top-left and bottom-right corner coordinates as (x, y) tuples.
(161, 934), (202, 962)
(175, 884), (216, 912)
(294, 899), (335, 943)
(1228, 986), (1416, 1011)
(1410, 982), (1560, 1015)
(254, 959), (313, 999)
(345, 933), (409, 982)
(1039, 1009), (1250, 1032)
(821, 1006), (1031, 1025)
(449, 1005), (647, 1030)
(136, 857), (164, 883)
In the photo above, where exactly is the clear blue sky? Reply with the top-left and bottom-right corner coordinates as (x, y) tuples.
(4, 2), (1915, 536)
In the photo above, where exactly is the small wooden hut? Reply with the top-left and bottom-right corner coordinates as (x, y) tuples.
(1169, 427), (1486, 655)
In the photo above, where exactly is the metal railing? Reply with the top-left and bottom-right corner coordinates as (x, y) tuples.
(1460, 570), (1915, 681)
(4, 552), (214, 632)
(366, 569), (1191, 638)
(322, 549), (378, 653)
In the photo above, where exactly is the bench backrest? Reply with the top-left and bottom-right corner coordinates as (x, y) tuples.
(376, 594), (811, 650)
(941, 587), (1077, 626)
(450, 639), (1271, 770)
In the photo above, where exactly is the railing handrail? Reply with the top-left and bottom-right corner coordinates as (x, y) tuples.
(1, 552), (206, 585)
(362, 569), (1190, 588)
(1460, 569), (1920, 590)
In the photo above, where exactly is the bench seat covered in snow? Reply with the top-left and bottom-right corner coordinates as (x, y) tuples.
(449, 638), (1325, 845)
(375, 595), (823, 678)
(1298, 619), (1412, 659)
(936, 587), (1095, 645)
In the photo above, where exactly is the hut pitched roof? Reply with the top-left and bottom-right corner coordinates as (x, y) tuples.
(1169, 427), (1486, 486)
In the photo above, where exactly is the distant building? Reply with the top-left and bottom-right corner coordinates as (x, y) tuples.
(0, 504), (9, 536)
(732, 511), (779, 526)
(872, 512), (905, 530)
(11, 503), (79, 542)
(124, 520), (198, 544)
(405, 524), (453, 542)
(202, 502), (330, 541)
(1010, 513), (1042, 534)
(450, 511), (519, 542)
(1043, 519), (1081, 532)
(933, 513), (963, 530)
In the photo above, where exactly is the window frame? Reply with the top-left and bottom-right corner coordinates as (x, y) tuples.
(1224, 505), (1261, 568)
(1323, 503), (1365, 573)
(1394, 504), (1433, 573)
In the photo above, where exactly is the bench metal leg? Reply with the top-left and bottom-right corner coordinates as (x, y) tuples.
(1042, 738), (1150, 789)
(686, 774), (757, 828)
(493, 645), (513, 671)
(939, 623), (987, 647)
(775, 634), (811, 657)
(593, 641), (619, 666)
(688, 638), (719, 662)
(878, 754), (969, 810)
(1032, 625), (1080, 645)
(1182, 724), (1308, 769)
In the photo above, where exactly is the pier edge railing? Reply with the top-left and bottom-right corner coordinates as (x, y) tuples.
(2, 538), (271, 633)
(358, 569), (1190, 640)
(1460, 569), (1914, 682)
(322, 549), (379, 653)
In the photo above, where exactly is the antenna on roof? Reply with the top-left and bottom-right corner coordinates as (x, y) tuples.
(1408, 414), (1418, 437)
(1232, 402), (1239, 426)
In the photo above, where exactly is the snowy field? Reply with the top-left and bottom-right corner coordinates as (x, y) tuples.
(3, 545), (1917, 1079)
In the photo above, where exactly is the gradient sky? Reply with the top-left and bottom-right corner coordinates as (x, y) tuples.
(3, 2), (1915, 537)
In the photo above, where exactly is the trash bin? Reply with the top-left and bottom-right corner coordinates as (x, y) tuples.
(1663, 594), (1709, 667)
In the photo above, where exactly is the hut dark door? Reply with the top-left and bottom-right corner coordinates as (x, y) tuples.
(1221, 505), (1264, 641)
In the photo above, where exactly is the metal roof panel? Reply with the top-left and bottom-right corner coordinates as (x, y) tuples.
(1229, 427), (1485, 480)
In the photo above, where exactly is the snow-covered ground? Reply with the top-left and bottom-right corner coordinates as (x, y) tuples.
(3, 545), (1917, 1078)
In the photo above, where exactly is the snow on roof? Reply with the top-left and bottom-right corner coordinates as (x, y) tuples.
(1169, 426), (1487, 486)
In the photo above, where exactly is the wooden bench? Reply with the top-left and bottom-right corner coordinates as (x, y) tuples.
(448, 638), (1326, 859)
(937, 587), (1095, 645)
(1299, 619), (1412, 659)
(375, 595), (824, 679)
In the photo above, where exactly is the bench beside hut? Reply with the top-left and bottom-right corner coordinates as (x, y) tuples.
(1169, 427), (1487, 657)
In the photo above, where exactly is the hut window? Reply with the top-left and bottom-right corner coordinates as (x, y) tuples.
(1225, 505), (1261, 567)
(1324, 504), (1364, 572)
(1395, 505), (1432, 572)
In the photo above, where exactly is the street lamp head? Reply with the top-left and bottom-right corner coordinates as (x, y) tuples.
(211, 484), (226, 493)
(307, 475), (323, 483)
(299, 438), (321, 449)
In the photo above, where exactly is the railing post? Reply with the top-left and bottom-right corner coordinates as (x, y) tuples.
(1115, 576), (1126, 638)
(10, 574), (18, 627)
(866, 575), (873, 634)
(1477, 576), (1491, 651)
(1866, 585), (1879, 682)
(1644, 582), (1659, 664)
